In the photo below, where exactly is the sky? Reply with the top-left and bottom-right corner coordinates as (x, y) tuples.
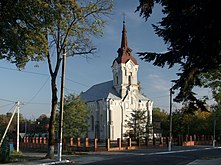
(0, 0), (213, 120)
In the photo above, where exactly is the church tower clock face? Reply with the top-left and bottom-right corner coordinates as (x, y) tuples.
(127, 63), (132, 69)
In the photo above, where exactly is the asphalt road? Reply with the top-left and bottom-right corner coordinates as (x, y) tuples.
(77, 147), (221, 165)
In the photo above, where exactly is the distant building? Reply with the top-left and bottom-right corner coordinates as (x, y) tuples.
(80, 21), (153, 140)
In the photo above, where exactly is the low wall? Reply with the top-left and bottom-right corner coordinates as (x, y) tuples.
(19, 135), (213, 152)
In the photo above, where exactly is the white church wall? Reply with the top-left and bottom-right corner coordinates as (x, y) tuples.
(109, 99), (122, 140)
(87, 102), (96, 139)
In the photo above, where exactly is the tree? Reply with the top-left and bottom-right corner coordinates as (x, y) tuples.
(136, 0), (221, 110)
(0, 0), (113, 158)
(0, 112), (25, 141)
(124, 109), (150, 141)
(60, 94), (90, 138)
(172, 106), (211, 137)
(152, 107), (169, 136)
(35, 114), (50, 134)
(202, 71), (221, 105)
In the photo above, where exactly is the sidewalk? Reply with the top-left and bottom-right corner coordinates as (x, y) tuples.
(5, 151), (113, 165)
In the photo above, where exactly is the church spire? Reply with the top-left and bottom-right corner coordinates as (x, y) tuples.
(113, 21), (138, 65)
(121, 21), (128, 49)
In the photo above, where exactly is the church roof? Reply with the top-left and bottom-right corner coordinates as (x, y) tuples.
(80, 80), (121, 102)
(136, 93), (149, 101)
(113, 21), (138, 65)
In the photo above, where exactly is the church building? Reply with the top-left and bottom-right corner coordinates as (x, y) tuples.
(80, 21), (153, 140)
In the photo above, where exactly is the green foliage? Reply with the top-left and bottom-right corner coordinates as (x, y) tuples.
(172, 107), (211, 137)
(152, 107), (169, 136)
(0, 137), (10, 163)
(201, 71), (221, 105)
(62, 94), (90, 138)
(0, 0), (113, 68)
(35, 114), (50, 134)
(0, 113), (25, 139)
(136, 0), (221, 110)
(1, 0), (113, 157)
(124, 109), (150, 140)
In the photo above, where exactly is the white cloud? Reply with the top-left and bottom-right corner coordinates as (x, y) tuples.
(148, 74), (170, 91)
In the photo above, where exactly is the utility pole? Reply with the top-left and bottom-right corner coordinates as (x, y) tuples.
(168, 88), (173, 151)
(0, 103), (17, 148)
(17, 101), (20, 152)
(58, 49), (66, 161)
(213, 114), (216, 148)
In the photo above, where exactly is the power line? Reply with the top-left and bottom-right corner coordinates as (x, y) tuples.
(23, 76), (50, 106)
(0, 98), (16, 103)
(0, 102), (15, 108)
(65, 77), (90, 87)
(0, 66), (90, 88)
(0, 66), (49, 76)
(0, 103), (16, 114)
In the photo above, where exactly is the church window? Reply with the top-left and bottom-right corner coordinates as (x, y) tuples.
(128, 75), (131, 85)
(128, 72), (132, 85)
(115, 73), (118, 84)
(100, 114), (103, 132)
(91, 115), (94, 131)
(131, 97), (133, 104)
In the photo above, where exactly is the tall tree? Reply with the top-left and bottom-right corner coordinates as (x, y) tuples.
(152, 107), (169, 136)
(124, 109), (150, 140)
(61, 94), (90, 138)
(35, 114), (50, 134)
(201, 70), (221, 105)
(0, 0), (113, 158)
(136, 0), (221, 110)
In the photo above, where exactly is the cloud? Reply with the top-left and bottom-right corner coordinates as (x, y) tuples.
(148, 74), (170, 91)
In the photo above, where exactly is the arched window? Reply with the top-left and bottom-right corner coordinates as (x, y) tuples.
(128, 72), (132, 85)
(115, 73), (118, 84)
(128, 75), (131, 85)
(91, 115), (94, 131)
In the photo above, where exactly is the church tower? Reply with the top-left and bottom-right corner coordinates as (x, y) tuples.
(112, 21), (139, 98)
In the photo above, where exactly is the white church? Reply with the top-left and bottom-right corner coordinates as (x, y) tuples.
(80, 21), (153, 140)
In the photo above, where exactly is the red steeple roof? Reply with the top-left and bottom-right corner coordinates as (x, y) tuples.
(114, 21), (138, 65)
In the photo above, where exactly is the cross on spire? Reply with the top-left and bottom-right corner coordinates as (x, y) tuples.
(123, 12), (126, 23)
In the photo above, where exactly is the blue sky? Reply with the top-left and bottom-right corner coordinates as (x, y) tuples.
(0, 0), (212, 119)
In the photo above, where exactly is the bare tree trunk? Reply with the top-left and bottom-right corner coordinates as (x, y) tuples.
(46, 75), (58, 159)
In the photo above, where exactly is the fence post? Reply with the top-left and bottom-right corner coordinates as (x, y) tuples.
(23, 137), (26, 143)
(77, 138), (81, 148)
(190, 135), (192, 141)
(153, 137), (156, 146)
(94, 138), (98, 151)
(39, 137), (42, 144)
(70, 138), (73, 146)
(117, 138), (121, 150)
(128, 138), (131, 148)
(43, 137), (47, 144)
(106, 138), (110, 151)
(36, 137), (39, 144)
(85, 138), (89, 148)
